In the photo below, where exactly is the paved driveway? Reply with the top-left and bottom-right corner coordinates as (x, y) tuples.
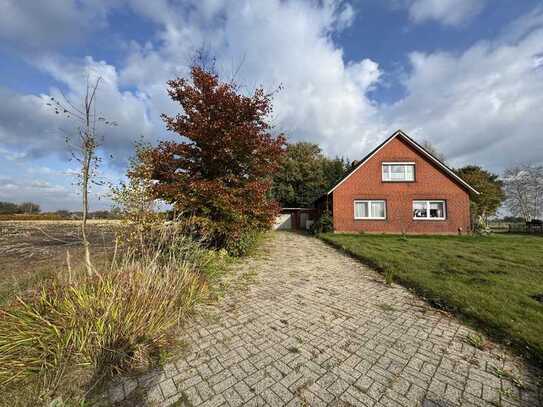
(110, 232), (542, 406)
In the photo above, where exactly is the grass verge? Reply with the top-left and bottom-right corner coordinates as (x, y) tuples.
(319, 233), (543, 364)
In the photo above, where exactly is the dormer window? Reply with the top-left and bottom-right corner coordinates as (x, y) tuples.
(382, 162), (415, 182)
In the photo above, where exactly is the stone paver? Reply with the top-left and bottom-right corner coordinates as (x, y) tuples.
(113, 232), (543, 406)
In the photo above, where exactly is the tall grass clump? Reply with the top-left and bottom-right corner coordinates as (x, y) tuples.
(0, 226), (216, 404)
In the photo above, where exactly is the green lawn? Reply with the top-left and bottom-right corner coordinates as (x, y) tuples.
(320, 232), (543, 363)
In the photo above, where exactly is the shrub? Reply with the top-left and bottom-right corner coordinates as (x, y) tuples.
(474, 215), (492, 236)
(174, 216), (262, 257)
(0, 228), (213, 404)
(111, 140), (165, 250)
(310, 212), (333, 234)
(224, 228), (262, 257)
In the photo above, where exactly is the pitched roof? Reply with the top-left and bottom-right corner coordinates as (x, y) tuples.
(327, 129), (480, 195)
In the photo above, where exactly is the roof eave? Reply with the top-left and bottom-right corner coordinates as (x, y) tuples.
(399, 132), (480, 195)
(327, 129), (480, 196)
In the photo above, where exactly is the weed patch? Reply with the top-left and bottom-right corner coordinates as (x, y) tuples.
(464, 333), (490, 350)
(384, 268), (394, 285)
(377, 303), (398, 312)
(490, 366), (525, 389)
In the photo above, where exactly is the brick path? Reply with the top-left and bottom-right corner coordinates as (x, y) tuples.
(110, 232), (542, 406)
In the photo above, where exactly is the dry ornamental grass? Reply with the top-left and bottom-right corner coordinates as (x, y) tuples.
(0, 224), (223, 405)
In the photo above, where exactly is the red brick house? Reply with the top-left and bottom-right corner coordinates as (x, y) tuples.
(325, 130), (479, 234)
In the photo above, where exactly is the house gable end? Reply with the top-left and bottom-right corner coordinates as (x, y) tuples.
(328, 130), (479, 195)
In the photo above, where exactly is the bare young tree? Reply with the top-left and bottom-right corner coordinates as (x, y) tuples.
(420, 140), (447, 164)
(48, 77), (116, 274)
(394, 200), (410, 238)
(503, 164), (543, 222)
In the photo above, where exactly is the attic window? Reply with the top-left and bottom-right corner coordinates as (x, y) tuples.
(382, 162), (415, 182)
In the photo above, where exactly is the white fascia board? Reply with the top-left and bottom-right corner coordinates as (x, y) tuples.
(327, 130), (480, 195)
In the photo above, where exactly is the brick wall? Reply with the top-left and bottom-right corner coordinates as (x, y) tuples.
(332, 137), (472, 234)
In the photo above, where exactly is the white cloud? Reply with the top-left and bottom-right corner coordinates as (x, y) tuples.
(30, 180), (57, 189)
(347, 59), (381, 92)
(0, 89), (64, 159)
(0, 146), (27, 161)
(0, 168), (115, 211)
(0, 56), (154, 165)
(118, 0), (385, 156)
(0, 177), (70, 208)
(406, 0), (486, 26)
(385, 7), (543, 170)
(333, 1), (356, 31)
(0, 179), (18, 192)
(0, 0), (114, 51)
(1, 0), (385, 165)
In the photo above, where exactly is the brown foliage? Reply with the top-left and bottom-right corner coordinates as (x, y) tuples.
(137, 66), (286, 250)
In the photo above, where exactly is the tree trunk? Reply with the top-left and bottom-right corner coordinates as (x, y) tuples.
(82, 149), (93, 275)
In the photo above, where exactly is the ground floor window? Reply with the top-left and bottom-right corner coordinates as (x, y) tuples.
(354, 200), (386, 220)
(413, 200), (446, 220)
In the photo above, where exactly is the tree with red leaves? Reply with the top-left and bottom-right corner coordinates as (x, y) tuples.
(141, 66), (286, 252)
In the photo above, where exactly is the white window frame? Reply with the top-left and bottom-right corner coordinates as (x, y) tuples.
(382, 162), (415, 182)
(354, 200), (387, 220)
(412, 200), (446, 220)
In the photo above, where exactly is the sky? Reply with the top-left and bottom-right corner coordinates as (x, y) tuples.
(1, 0), (542, 211)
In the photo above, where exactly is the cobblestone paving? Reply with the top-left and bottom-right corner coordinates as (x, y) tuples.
(110, 232), (542, 406)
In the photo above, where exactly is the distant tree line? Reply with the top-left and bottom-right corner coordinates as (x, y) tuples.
(0, 201), (41, 214)
(0, 201), (122, 219)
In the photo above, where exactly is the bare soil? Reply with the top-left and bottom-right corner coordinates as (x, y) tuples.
(0, 220), (120, 304)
